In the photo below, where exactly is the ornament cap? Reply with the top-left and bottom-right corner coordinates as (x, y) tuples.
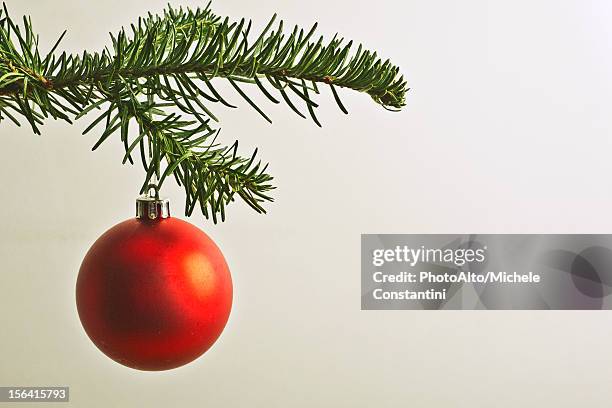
(136, 185), (170, 220)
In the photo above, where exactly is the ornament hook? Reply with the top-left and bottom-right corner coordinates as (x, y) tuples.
(146, 184), (160, 200)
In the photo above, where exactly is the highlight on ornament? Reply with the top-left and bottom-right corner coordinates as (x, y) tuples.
(0, 2), (406, 370)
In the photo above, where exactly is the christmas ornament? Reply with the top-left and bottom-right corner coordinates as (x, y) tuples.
(0, 3), (406, 370)
(76, 191), (232, 370)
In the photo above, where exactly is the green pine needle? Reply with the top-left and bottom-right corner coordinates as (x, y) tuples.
(0, 2), (408, 222)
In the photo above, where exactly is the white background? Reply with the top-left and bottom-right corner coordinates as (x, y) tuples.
(1, 0), (612, 406)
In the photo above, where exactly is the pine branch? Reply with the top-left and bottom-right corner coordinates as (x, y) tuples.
(0, 2), (408, 222)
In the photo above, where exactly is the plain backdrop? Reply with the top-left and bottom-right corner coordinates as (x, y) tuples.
(2, 0), (612, 406)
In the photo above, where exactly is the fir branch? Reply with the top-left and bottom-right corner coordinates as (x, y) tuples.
(0, 2), (408, 221)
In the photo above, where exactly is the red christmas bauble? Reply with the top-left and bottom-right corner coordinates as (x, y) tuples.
(76, 203), (232, 371)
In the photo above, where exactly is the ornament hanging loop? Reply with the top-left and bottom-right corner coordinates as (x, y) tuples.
(146, 184), (161, 200)
(136, 184), (170, 220)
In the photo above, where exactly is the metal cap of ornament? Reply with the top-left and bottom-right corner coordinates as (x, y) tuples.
(136, 184), (170, 220)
